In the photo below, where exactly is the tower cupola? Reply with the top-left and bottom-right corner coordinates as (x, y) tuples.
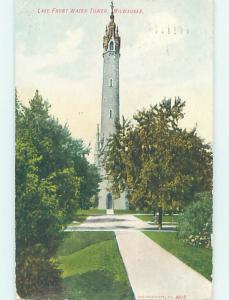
(103, 1), (121, 53)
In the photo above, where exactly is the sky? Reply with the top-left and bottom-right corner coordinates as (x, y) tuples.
(16, 0), (213, 162)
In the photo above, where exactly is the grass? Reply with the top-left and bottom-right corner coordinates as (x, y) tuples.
(144, 231), (212, 281)
(136, 214), (179, 223)
(114, 209), (142, 215)
(57, 232), (134, 300)
(76, 208), (107, 216)
(76, 209), (144, 215)
(74, 208), (149, 217)
(136, 215), (154, 222)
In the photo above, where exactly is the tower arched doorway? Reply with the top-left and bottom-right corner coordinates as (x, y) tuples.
(106, 193), (113, 209)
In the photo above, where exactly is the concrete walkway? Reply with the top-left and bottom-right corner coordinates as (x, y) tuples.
(66, 214), (176, 231)
(115, 231), (212, 300)
(65, 214), (211, 299)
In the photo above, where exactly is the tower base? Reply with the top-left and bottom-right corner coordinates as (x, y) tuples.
(98, 178), (128, 210)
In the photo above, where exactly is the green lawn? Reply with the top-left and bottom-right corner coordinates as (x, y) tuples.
(136, 214), (179, 223)
(135, 215), (153, 222)
(114, 209), (143, 215)
(144, 232), (212, 281)
(76, 209), (144, 215)
(57, 232), (134, 300)
(76, 208), (107, 216)
(74, 208), (150, 216)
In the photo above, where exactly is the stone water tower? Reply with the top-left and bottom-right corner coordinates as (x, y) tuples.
(95, 2), (128, 210)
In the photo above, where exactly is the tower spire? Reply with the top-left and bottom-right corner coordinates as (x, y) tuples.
(110, 1), (114, 19)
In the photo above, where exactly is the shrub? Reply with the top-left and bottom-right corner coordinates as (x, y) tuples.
(177, 192), (212, 248)
(16, 245), (63, 299)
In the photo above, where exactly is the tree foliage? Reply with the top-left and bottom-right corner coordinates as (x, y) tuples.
(16, 90), (100, 298)
(177, 192), (212, 248)
(104, 98), (212, 225)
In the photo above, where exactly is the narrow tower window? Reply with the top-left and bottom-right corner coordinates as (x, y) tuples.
(110, 41), (114, 51)
(109, 110), (112, 119)
(110, 79), (113, 87)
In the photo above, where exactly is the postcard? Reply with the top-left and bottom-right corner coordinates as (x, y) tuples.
(16, 0), (213, 299)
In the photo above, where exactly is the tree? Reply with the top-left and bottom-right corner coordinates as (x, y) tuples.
(104, 98), (212, 228)
(73, 149), (101, 209)
(16, 90), (100, 297)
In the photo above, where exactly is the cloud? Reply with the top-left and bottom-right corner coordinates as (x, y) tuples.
(16, 28), (84, 82)
(54, 29), (83, 64)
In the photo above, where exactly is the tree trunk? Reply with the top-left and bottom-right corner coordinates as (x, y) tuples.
(158, 207), (163, 229)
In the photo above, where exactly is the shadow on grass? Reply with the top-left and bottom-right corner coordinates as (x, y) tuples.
(58, 232), (114, 256)
(63, 270), (134, 300)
